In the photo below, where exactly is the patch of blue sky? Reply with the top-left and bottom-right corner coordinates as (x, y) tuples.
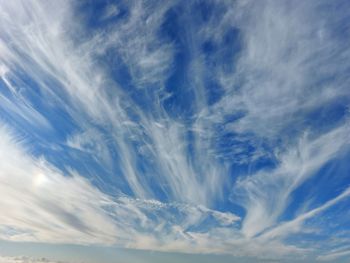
(280, 149), (350, 223)
(160, 6), (197, 119)
(76, 0), (129, 31)
(284, 198), (350, 249)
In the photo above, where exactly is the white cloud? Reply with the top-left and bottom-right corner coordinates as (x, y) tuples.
(100, 4), (120, 20)
(0, 123), (242, 252)
(66, 128), (112, 169)
(0, 124), (118, 245)
(317, 247), (350, 261)
(259, 185), (350, 241)
(235, 123), (350, 238)
(214, 0), (350, 141)
(0, 0), (349, 261)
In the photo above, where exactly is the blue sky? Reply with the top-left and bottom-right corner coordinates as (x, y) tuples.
(0, 0), (349, 262)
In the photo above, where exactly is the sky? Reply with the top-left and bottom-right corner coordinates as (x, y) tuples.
(0, 0), (350, 262)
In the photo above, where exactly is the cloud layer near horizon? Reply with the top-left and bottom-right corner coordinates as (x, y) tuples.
(0, 255), (64, 263)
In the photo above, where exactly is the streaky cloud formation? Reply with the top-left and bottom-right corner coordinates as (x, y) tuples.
(0, 0), (349, 262)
